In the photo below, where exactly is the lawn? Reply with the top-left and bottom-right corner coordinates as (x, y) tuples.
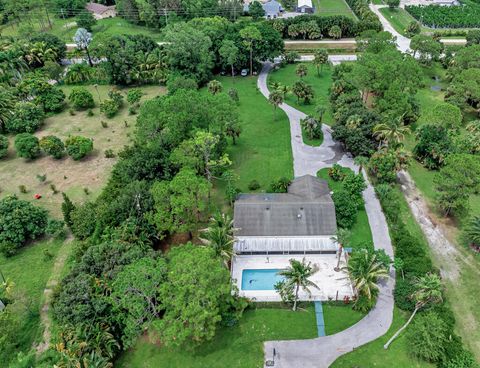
(323, 302), (366, 335)
(0, 238), (64, 359)
(0, 84), (165, 217)
(379, 7), (419, 36)
(117, 306), (317, 368)
(332, 307), (435, 368)
(211, 76), (293, 199)
(0, 15), (163, 43)
(317, 168), (374, 250)
(313, 0), (356, 19)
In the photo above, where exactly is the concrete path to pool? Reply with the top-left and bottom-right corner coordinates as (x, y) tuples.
(259, 63), (395, 368)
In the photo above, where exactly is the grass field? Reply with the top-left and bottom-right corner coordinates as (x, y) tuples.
(0, 238), (64, 360)
(317, 168), (374, 249)
(0, 84), (165, 218)
(323, 302), (366, 335)
(379, 7), (418, 36)
(313, 0), (356, 19)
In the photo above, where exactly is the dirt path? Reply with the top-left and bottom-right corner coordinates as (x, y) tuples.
(398, 171), (480, 359)
(35, 237), (73, 355)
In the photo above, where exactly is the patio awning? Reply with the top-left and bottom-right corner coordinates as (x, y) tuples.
(234, 236), (338, 253)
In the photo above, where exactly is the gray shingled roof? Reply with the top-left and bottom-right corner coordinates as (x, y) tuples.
(234, 175), (337, 236)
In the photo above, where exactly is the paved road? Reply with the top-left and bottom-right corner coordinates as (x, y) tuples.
(259, 63), (395, 368)
(369, 4), (411, 53)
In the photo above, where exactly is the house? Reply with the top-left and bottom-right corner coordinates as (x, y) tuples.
(263, 0), (283, 18)
(231, 175), (353, 301)
(296, 0), (315, 13)
(85, 2), (117, 19)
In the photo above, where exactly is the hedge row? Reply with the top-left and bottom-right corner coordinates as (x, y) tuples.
(275, 15), (358, 38)
(406, 4), (480, 28)
(344, 0), (383, 32)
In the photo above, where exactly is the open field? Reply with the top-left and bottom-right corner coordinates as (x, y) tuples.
(379, 7), (422, 36)
(323, 302), (366, 335)
(313, 0), (356, 19)
(0, 84), (165, 218)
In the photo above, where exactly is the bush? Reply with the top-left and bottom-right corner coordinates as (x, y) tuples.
(65, 136), (93, 160)
(6, 102), (45, 133)
(70, 202), (97, 240)
(332, 189), (358, 229)
(248, 180), (261, 190)
(0, 196), (48, 255)
(393, 278), (416, 311)
(328, 164), (347, 181)
(269, 177), (291, 193)
(406, 311), (448, 363)
(284, 51), (299, 64)
(0, 135), (8, 158)
(69, 87), (95, 110)
(368, 150), (398, 184)
(127, 88), (143, 106)
(166, 75), (198, 94)
(342, 171), (366, 204)
(108, 89), (124, 108)
(46, 219), (66, 239)
(14, 133), (41, 159)
(38, 87), (65, 113)
(414, 125), (452, 169)
(40, 135), (65, 159)
(76, 11), (96, 31)
(100, 99), (119, 118)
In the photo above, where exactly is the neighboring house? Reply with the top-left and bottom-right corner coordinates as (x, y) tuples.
(231, 175), (353, 302)
(263, 0), (283, 18)
(296, 0), (315, 13)
(85, 2), (117, 19)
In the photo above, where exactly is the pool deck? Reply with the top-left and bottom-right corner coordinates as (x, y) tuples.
(231, 254), (354, 302)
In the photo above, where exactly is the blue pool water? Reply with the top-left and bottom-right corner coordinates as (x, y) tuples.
(241, 269), (285, 290)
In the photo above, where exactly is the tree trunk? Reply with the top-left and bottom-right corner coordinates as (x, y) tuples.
(384, 307), (418, 349)
(335, 245), (343, 271)
(231, 64), (235, 78)
(293, 283), (300, 311)
(250, 47), (253, 76)
(85, 47), (93, 67)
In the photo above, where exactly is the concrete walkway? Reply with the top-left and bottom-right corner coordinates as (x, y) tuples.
(259, 63), (395, 368)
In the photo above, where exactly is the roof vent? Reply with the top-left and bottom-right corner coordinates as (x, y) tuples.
(266, 207), (270, 211)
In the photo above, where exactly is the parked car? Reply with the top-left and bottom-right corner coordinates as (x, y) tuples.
(241, 69), (249, 77)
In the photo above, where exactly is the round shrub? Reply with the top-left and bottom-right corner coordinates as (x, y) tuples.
(38, 87), (65, 113)
(0, 196), (48, 256)
(14, 133), (41, 159)
(393, 278), (416, 311)
(68, 87), (95, 110)
(368, 150), (398, 184)
(100, 99), (119, 118)
(6, 102), (45, 133)
(40, 135), (65, 159)
(0, 135), (8, 158)
(65, 136), (93, 160)
(248, 180), (261, 191)
(127, 88), (143, 106)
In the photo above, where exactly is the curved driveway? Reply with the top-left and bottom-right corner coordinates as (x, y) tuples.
(259, 63), (395, 368)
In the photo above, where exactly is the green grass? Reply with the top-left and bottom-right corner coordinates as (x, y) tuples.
(268, 63), (334, 124)
(0, 238), (64, 358)
(313, 0), (356, 19)
(379, 7), (418, 36)
(0, 85), (164, 217)
(117, 306), (317, 368)
(332, 307), (435, 368)
(323, 302), (366, 335)
(317, 168), (374, 249)
(212, 76), (293, 198)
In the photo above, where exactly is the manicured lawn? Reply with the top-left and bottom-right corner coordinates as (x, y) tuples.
(268, 63), (334, 124)
(317, 168), (374, 249)
(379, 7), (417, 36)
(313, 0), (356, 19)
(332, 307), (435, 368)
(117, 306), (317, 368)
(323, 302), (366, 335)
(0, 238), (64, 359)
(212, 76), (294, 197)
(0, 85), (164, 217)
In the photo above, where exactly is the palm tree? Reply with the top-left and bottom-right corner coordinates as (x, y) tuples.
(331, 228), (351, 271)
(464, 215), (480, 250)
(344, 249), (389, 301)
(0, 89), (14, 132)
(268, 90), (284, 121)
(277, 84), (290, 100)
(354, 156), (369, 174)
(384, 273), (443, 349)
(313, 48), (329, 76)
(207, 80), (223, 95)
(278, 258), (319, 311)
(373, 117), (411, 149)
(200, 213), (237, 268)
(296, 63), (308, 79)
(25, 41), (57, 67)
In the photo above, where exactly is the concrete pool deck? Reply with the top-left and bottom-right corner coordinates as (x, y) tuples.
(231, 254), (354, 302)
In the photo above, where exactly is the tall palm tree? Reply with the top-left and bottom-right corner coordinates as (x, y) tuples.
(268, 91), (284, 121)
(278, 258), (319, 311)
(373, 117), (411, 149)
(331, 228), (351, 272)
(344, 249), (389, 301)
(384, 273), (443, 349)
(200, 213), (237, 268)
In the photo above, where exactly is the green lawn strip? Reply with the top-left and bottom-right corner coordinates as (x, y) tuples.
(268, 63), (334, 124)
(379, 7), (428, 36)
(331, 307), (435, 368)
(117, 306), (317, 368)
(0, 238), (64, 355)
(302, 125), (323, 146)
(212, 76), (294, 195)
(313, 0), (356, 19)
(323, 302), (366, 335)
(317, 168), (374, 249)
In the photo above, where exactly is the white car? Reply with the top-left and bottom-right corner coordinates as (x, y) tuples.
(241, 69), (249, 77)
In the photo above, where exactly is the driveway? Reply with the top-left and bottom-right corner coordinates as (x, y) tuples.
(259, 63), (395, 368)
(369, 4), (411, 52)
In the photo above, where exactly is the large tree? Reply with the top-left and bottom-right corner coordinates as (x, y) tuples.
(240, 25), (262, 76)
(219, 39), (239, 78)
(446, 68), (480, 116)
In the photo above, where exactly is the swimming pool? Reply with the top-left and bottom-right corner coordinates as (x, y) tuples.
(241, 269), (285, 290)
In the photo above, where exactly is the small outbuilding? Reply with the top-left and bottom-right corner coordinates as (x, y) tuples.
(296, 0), (315, 13)
(85, 2), (117, 19)
(263, 0), (284, 18)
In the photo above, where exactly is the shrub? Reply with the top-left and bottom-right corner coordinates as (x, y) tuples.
(248, 180), (261, 190)
(46, 219), (66, 239)
(284, 51), (299, 64)
(166, 75), (198, 94)
(65, 136), (93, 160)
(76, 11), (96, 31)
(393, 278), (416, 311)
(0, 196), (48, 255)
(6, 102), (45, 134)
(368, 150), (398, 184)
(104, 149), (115, 158)
(332, 189), (358, 229)
(406, 21), (421, 37)
(406, 311), (448, 363)
(228, 88), (239, 103)
(69, 87), (95, 110)
(40, 135), (65, 159)
(108, 89), (124, 107)
(39, 87), (65, 113)
(386, 0), (400, 8)
(100, 99), (119, 118)
(328, 164), (347, 181)
(0, 135), (8, 158)
(70, 202), (97, 240)
(14, 133), (41, 159)
(342, 171), (366, 204)
(127, 88), (143, 106)
(269, 177), (291, 193)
